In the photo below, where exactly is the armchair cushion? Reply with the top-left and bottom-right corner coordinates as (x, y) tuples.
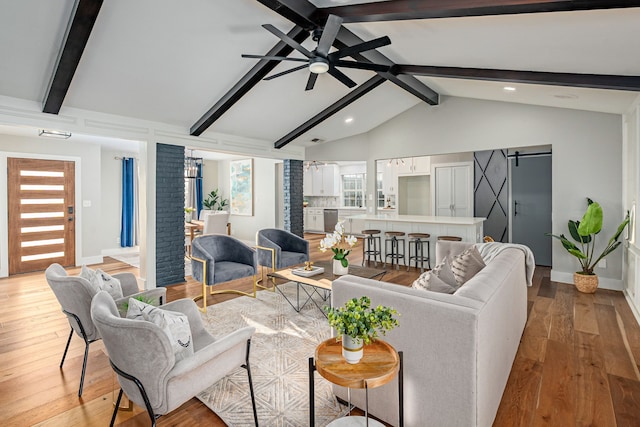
(191, 235), (257, 286)
(126, 299), (194, 362)
(80, 265), (123, 299)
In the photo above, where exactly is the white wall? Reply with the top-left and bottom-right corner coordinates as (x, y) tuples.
(308, 96), (624, 288)
(0, 133), (103, 276)
(218, 157), (279, 243)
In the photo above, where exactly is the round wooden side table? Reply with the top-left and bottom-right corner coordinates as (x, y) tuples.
(309, 338), (404, 427)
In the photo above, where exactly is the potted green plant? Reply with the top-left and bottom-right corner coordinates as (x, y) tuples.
(203, 189), (229, 211)
(326, 296), (399, 364)
(548, 197), (629, 293)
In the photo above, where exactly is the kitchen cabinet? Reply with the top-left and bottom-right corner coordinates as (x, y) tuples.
(304, 165), (339, 196)
(397, 156), (430, 175)
(339, 209), (366, 235)
(382, 164), (398, 195)
(305, 208), (324, 232)
(432, 163), (473, 217)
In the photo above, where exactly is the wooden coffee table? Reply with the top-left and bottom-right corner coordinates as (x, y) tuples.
(267, 260), (386, 317)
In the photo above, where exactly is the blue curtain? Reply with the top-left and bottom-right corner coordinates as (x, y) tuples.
(120, 158), (135, 247)
(195, 163), (203, 219)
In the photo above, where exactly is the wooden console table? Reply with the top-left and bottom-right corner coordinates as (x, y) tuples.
(309, 338), (403, 426)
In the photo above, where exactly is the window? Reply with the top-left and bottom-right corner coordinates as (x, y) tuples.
(376, 172), (385, 208)
(342, 174), (366, 207)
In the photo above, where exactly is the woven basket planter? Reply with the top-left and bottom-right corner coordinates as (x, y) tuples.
(573, 272), (599, 293)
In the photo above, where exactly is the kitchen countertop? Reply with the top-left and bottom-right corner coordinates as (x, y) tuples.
(346, 214), (486, 225)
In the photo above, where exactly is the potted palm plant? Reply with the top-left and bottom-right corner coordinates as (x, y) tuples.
(326, 296), (399, 364)
(548, 198), (629, 293)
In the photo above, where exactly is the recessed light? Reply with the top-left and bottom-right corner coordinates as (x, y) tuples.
(344, 117), (354, 124)
(39, 129), (72, 139)
(503, 86), (516, 92)
(554, 93), (578, 99)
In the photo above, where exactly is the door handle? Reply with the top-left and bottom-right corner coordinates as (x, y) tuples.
(68, 216), (74, 221)
(514, 201), (519, 216)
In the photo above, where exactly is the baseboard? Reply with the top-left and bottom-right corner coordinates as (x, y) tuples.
(102, 246), (140, 256)
(78, 255), (104, 266)
(623, 290), (640, 326)
(550, 270), (623, 291)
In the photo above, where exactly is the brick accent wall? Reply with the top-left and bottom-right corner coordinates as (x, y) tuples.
(283, 159), (303, 237)
(155, 143), (185, 286)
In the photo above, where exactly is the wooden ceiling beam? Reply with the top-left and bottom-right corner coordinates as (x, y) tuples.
(315, 0), (640, 23)
(42, 0), (104, 114)
(190, 26), (309, 136)
(274, 75), (386, 149)
(395, 65), (640, 91)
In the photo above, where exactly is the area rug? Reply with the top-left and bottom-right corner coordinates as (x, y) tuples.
(197, 283), (345, 426)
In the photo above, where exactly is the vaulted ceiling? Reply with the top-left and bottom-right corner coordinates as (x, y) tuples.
(2, 0), (639, 150)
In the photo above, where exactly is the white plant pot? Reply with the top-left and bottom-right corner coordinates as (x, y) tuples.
(333, 259), (349, 275)
(185, 212), (192, 223)
(342, 335), (364, 364)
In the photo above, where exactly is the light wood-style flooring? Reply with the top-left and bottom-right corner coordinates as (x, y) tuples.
(1, 234), (639, 426)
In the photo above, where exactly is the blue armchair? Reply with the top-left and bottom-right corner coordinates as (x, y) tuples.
(255, 229), (309, 287)
(190, 235), (258, 312)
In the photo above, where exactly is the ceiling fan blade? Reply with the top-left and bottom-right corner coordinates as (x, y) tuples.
(316, 14), (343, 57)
(262, 24), (313, 58)
(242, 54), (308, 63)
(305, 73), (319, 91)
(334, 60), (391, 73)
(328, 67), (357, 88)
(328, 36), (391, 61)
(264, 64), (309, 81)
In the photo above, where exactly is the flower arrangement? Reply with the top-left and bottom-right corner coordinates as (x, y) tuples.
(319, 220), (357, 267)
(326, 296), (399, 345)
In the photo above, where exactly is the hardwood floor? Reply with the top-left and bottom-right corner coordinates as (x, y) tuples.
(1, 234), (639, 426)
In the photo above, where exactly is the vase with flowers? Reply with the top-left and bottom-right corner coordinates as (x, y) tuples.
(320, 220), (358, 275)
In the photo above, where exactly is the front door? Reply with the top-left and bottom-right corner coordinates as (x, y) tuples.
(7, 158), (75, 274)
(510, 154), (552, 266)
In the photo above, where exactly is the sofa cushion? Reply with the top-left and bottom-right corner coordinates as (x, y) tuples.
(80, 265), (123, 299)
(126, 299), (194, 362)
(412, 257), (458, 293)
(450, 246), (486, 285)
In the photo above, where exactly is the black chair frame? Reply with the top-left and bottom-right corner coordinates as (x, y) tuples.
(60, 309), (100, 397)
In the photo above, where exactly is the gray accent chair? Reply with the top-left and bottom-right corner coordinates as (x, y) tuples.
(45, 263), (166, 397)
(190, 235), (258, 312)
(90, 291), (258, 427)
(255, 228), (309, 287)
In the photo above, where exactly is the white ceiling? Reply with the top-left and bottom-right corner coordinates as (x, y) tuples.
(0, 1), (638, 151)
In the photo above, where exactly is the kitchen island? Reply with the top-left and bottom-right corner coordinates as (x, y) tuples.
(345, 213), (486, 244)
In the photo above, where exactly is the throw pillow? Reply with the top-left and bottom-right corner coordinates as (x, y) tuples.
(450, 246), (486, 285)
(80, 265), (124, 299)
(126, 299), (194, 362)
(411, 257), (458, 293)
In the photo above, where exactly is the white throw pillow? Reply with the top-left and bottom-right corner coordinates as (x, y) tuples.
(449, 246), (486, 285)
(126, 299), (194, 362)
(411, 257), (458, 293)
(80, 265), (123, 299)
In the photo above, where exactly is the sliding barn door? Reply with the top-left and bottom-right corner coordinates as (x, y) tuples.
(7, 158), (75, 274)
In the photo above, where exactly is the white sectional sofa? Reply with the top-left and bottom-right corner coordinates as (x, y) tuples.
(331, 241), (529, 427)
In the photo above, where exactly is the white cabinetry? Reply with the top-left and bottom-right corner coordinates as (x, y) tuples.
(432, 163), (473, 217)
(397, 156), (431, 175)
(382, 164), (398, 195)
(305, 208), (324, 232)
(304, 165), (339, 196)
(339, 209), (366, 235)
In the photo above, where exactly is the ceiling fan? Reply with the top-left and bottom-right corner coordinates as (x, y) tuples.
(242, 14), (392, 91)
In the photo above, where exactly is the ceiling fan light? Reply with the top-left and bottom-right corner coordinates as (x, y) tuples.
(309, 58), (329, 74)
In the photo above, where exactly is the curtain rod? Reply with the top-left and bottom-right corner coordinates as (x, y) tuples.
(114, 156), (138, 160)
(506, 151), (552, 158)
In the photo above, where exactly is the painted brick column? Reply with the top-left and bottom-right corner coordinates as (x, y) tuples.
(283, 159), (304, 237)
(155, 143), (185, 286)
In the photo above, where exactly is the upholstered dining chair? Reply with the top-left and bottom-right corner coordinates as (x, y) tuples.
(255, 229), (309, 287)
(202, 210), (230, 235)
(91, 291), (258, 427)
(45, 263), (166, 396)
(190, 235), (258, 312)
